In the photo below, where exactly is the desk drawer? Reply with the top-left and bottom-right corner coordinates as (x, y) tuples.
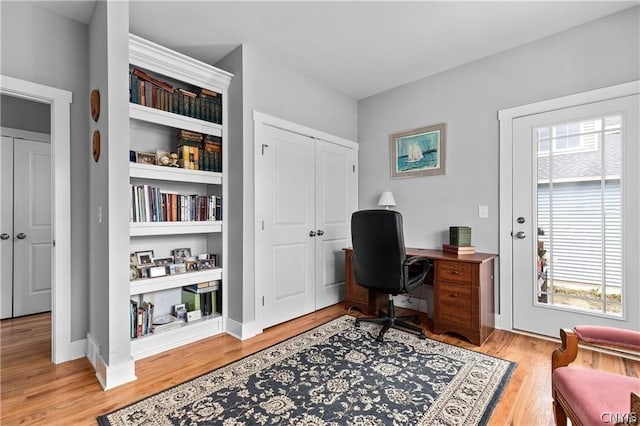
(437, 260), (472, 284)
(437, 282), (472, 327)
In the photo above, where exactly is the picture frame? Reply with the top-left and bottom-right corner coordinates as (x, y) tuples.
(172, 248), (191, 263)
(156, 149), (171, 167)
(197, 259), (215, 270)
(135, 151), (157, 165)
(153, 256), (174, 267)
(148, 265), (167, 278)
(390, 123), (446, 179)
(135, 250), (154, 265)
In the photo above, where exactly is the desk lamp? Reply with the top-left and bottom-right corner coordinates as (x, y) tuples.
(377, 191), (396, 210)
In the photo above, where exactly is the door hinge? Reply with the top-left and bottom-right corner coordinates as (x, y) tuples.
(262, 296), (265, 306)
(261, 220), (265, 231)
(352, 165), (355, 172)
(261, 144), (269, 155)
(53, 239), (56, 247)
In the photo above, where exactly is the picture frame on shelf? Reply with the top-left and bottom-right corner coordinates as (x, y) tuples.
(148, 265), (167, 278)
(137, 265), (148, 279)
(172, 248), (191, 263)
(156, 149), (171, 166)
(198, 259), (215, 270)
(153, 256), (174, 267)
(136, 250), (154, 265)
(136, 151), (157, 165)
(390, 123), (446, 179)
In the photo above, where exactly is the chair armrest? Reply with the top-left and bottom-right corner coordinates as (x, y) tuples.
(552, 328), (579, 371)
(574, 325), (640, 351)
(403, 256), (430, 290)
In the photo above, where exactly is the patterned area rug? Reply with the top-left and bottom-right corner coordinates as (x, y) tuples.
(99, 316), (514, 425)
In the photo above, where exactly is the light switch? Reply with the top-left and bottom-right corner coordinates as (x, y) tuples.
(478, 205), (489, 218)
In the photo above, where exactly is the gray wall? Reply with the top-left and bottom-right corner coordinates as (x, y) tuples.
(214, 47), (244, 324)
(1, 2), (90, 341)
(1, 95), (51, 134)
(216, 44), (358, 324)
(358, 6), (639, 262)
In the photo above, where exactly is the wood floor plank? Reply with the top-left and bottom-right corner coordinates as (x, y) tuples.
(1, 306), (638, 425)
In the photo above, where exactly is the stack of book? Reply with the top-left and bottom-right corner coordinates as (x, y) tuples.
(129, 67), (222, 124)
(150, 315), (184, 334)
(176, 130), (222, 172)
(442, 244), (476, 255)
(181, 281), (221, 317)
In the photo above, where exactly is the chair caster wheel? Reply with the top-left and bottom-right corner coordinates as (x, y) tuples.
(354, 319), (360, 328)
(418, 333), (426, 340)
(413, 318), (421, 325)
(376, 336), (384, 342)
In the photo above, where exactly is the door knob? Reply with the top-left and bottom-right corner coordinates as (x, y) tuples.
(515, 231), (526, 239)
(16, 233), (27, 240)
(317, 230), (324, 236)
(309, 230), (316, 237)
(0, 233), (9, 240)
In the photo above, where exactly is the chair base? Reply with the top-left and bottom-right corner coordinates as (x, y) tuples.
(354, 297), (426, 342)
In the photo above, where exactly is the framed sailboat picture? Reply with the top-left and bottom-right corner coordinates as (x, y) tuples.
(390, 123), (446, 178)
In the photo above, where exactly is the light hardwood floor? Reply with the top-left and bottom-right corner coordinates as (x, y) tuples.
(1, 304), (638, 425)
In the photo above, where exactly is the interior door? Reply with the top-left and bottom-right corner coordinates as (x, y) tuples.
(512, 95), (639, 336)
(314, 140), (356, 309)
(256, 125), (316, 328)
(0, 136), (14, 318)
(12, 138), (53, 316)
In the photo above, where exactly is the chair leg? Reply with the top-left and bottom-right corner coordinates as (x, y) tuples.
(552, 400), (567, 426)
(354, 297), (426, 341)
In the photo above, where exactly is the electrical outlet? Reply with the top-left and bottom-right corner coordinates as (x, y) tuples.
(478, 205), (489, 218)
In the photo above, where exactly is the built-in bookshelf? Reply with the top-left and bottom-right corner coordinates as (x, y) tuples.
(128, 34), (232, 360)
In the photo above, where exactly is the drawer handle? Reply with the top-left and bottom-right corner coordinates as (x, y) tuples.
(450, 271), (460, 275)
(450, 293), (459, 298)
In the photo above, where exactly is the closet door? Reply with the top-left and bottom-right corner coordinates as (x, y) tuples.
(314, 140), (356, 309)
(256, 125), (316, 329)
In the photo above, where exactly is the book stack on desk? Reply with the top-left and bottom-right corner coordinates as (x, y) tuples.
(442, 244), (476, 255)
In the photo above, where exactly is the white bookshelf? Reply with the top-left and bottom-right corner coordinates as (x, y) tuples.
(128, 33), (231, 360)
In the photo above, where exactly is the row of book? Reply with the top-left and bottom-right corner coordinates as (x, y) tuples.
(130, 184), (222, 223)
(129, 68), (222, 125)
(130, 300), (154, 338)
(177, 130), (222, 172)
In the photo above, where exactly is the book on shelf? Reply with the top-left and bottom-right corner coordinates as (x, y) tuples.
(442, 244), (476, 255)
(130, 300), (154, 339)
(182, 286), (218, 316)
(132, 68), (174, 93)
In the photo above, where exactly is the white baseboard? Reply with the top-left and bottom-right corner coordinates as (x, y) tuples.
(69, 338), (87, 360)
(226, 317), (262, 340)
(95, 355), (137, 391)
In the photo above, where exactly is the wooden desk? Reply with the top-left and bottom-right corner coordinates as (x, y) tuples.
(343, 248), (497, 345)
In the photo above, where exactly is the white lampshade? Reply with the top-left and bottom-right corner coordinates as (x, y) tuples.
(377, 191), (396, 209)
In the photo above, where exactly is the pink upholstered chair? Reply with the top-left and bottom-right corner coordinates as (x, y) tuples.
(551, 325), (640, 426)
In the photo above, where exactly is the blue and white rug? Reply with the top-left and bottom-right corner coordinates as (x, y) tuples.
(99, 315), (514, 425)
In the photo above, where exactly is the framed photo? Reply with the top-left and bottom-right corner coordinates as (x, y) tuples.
(198, 259), (215, 270)
(156, 150), (171, 167)
(153, 256), (174, 267)
(390, 123), (446, 179)
(136, 151), (157, 165)
(172, 248), (191, 263)
(148, 265), (167, 278)
(136, 250), (154, 265)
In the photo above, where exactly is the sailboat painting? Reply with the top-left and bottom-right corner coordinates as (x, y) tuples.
(391, 123), (446, 178)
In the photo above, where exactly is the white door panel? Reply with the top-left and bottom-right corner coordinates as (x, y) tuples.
(0, 136), (13, 318)
(257, 125), (315, 329)
(13, 139), (52, 316)
(512, 95), (639, 336)
(315, 140), (355, 309)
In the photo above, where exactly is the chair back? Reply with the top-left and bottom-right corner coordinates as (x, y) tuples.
(351, 209), (406, 294)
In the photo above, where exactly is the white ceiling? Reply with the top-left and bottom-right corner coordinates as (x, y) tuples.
(33, 1), (639, 100)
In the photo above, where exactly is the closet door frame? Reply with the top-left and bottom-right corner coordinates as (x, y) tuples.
(1, 75), (73, 363)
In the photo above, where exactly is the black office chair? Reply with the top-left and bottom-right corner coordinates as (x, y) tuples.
(351, 209), (431, 341)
